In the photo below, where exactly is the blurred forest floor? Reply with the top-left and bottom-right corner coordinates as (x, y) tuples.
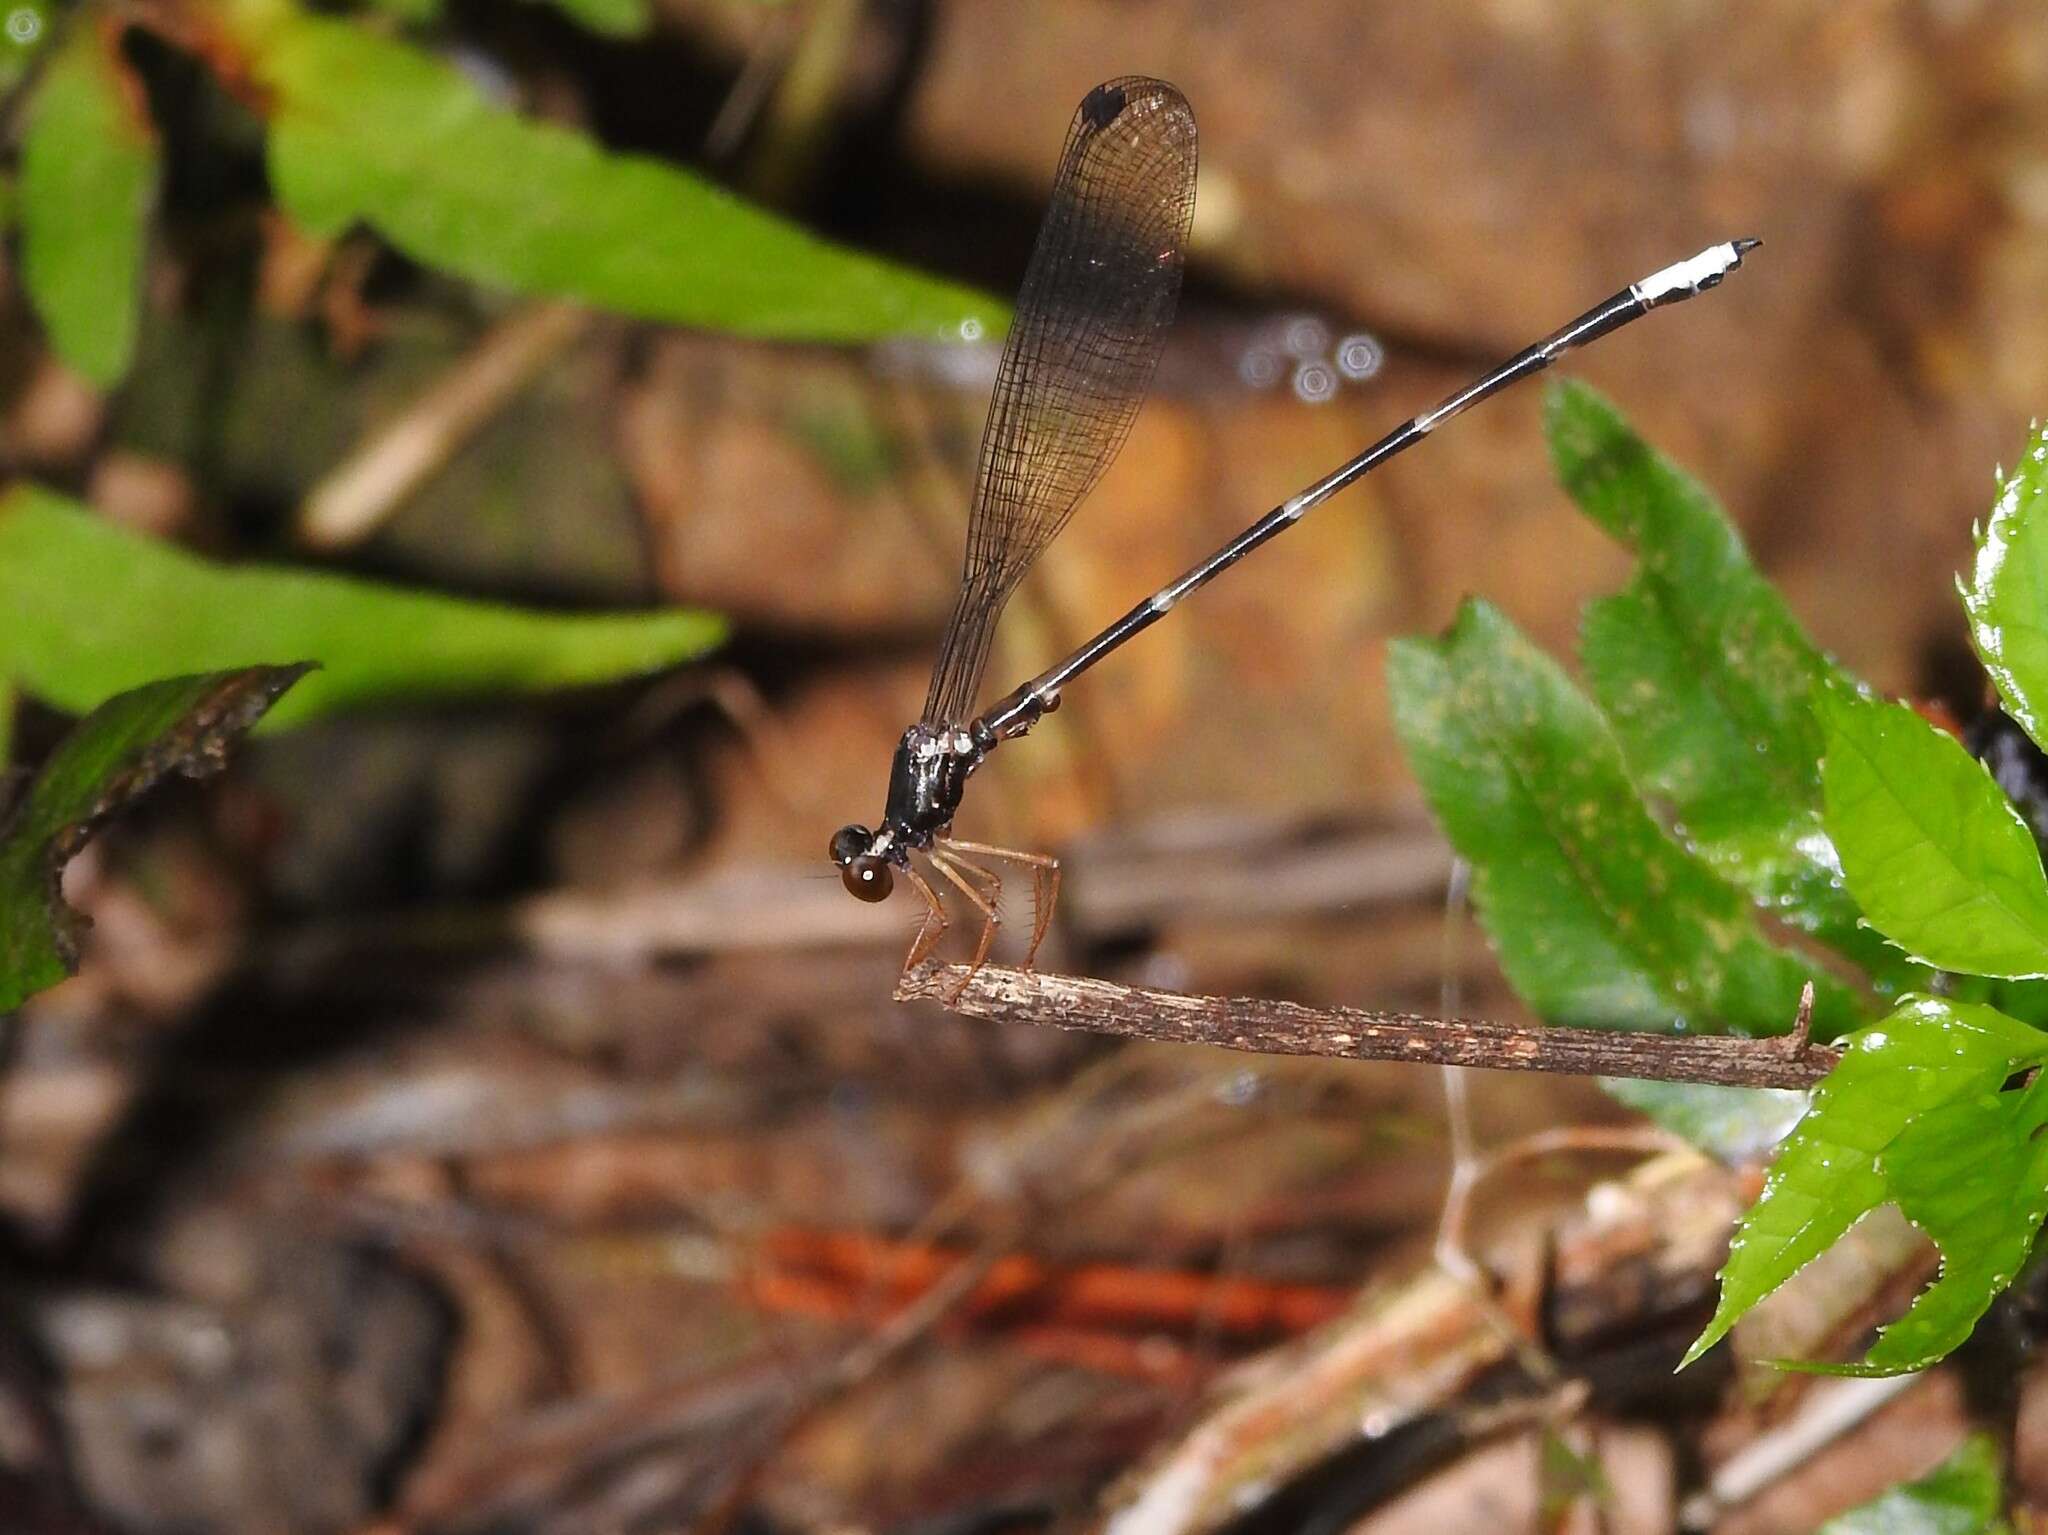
(6, 1), (2048, 1531)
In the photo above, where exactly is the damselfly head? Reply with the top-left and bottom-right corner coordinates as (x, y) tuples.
(830, 824), (895, 902)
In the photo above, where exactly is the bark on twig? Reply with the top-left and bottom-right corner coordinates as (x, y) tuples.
(896, 964), (1840, 1091)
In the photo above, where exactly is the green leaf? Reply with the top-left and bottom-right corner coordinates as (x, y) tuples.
(361, 0), (646, 32)
(361, 0), (443, 22)
(0, 485), (726, 728)
(1818, 1434), (2009, 1535)
(0, 666), (308, 1010)
(1537, 1429), (1611, 1524)
(532, 0), (650, 37)
(1820, 684), (2048, 978)
(0, 0), (60, 101)
(1855, 1081), (2048, 1372)
(1683, 995), (2048, 1369)
(19, 26), (159, 386)
(1963, 423), (2048, 752)
(228, 2), (1001, 342)
(1549, 382), (1909, 985)
(1387, 599), (1860, 1041)
(1986, 976), (2048, 1028)
(1601, 1079), (1808, 1162)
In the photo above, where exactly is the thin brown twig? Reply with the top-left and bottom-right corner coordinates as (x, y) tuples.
(298, 301), (590, 549)
(1677, 1373), (1927, 1530)
(1435, 1123), (1690, 1289)
(1789, 979), (1817, 1054)
(896, 964), (1841, 1091)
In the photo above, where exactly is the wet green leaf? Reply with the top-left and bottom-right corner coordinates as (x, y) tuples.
(1549, 382), (1912, 987)
(1986, 976), (2048, 1028)
(1820, 685), (2048, 978)
(1387, 599), (1860, 1041)
(0, 485), (726, 728)
(1963, 423), (2048, 753)
(1852, 1081), (2048, 1373)
(1818, 1434), (2008, 1534)
(0, 666), (308, 1010)
(1683, 995), (2048, 1370)
(19, 25), (158, 386)
(227, 1), (1001, 341)
(1600, 1079), (1808, 1162)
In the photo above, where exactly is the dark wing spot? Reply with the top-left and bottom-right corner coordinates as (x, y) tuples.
(1080, 82), (1128, 130)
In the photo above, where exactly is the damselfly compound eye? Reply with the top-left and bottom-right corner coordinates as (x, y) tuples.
(842, 856), (893, 902)
(829, 825), (871, 867)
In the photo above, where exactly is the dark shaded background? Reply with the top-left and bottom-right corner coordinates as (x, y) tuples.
(6, 1), (2048, 1530)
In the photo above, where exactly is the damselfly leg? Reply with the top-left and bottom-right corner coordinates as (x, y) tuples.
(926, 850), (1003, 999)
(936, 838), (1061, 967)
(895, 839), (1061, 997)
(901, 862), (949, 972)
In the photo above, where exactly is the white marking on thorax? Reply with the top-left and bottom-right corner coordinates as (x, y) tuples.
(909, 725), (973, 760)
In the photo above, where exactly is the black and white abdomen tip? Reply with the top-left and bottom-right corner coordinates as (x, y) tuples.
(1629, 238), (1762, 307)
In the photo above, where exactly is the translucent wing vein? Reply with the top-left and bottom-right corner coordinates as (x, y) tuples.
(922, 77), (1198, 726)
